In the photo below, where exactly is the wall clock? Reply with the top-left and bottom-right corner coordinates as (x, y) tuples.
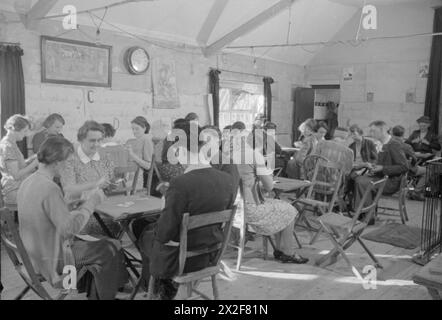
(125, 46), (150, 75)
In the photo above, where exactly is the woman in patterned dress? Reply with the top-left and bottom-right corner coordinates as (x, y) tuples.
(60, 121), (118, 237)
(0, 115), (39, 206)
(232, 123), (308, 264)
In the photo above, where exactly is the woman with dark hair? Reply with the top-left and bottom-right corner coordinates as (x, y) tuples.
(316, 121), (329, 141)
(32, 113), (65, 154)
(184, 112), (199, 123)
(348, 124), (377, 168)
(126, 116), (154, 190)
(0, 114), (39, 206)
(101, 123), (117, 147)
(60, 121), (117, 236)
(17, 136), (127, 300)
(137, 121), (237, 299)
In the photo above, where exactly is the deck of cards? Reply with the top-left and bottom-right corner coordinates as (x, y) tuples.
(117, 201), (135, 208)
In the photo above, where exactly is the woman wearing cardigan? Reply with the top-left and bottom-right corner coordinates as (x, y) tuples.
(17, 136), (127, 300)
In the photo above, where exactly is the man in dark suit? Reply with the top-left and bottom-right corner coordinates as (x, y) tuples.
(405, 116), (441, 162)
(138, 122), (238, 299)
(354, 121), (409, 222)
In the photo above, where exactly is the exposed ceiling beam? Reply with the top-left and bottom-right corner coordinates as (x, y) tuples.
(25, 0), (58, 29)
(203, 0), (295, 57)
(196, 0), (229, 46)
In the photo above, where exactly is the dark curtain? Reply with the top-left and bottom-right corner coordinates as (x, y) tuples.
(0, 45), (27, 157)
(424, 8), (442, 135)
(263, 77), (274, 122)
(209, 69), (221, 127)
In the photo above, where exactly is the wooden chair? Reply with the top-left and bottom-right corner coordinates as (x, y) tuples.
(147, 206), (237, 300)
(292, 157), (344, 245)
(0, 207), (86, 300)
(145, 156), (163, 196)
(315, 177), (388, 277)
(377, 173), (409, 224)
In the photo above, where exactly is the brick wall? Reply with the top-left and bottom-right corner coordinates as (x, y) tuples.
(0, 13), (304, 148)
(306, 3), (438, 137)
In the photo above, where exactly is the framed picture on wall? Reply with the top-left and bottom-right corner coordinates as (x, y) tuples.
(41, 36), (112, 87)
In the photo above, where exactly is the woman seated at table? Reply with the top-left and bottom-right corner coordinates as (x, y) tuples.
(32, 113), (65, 154)
(60, 121), (118, 236)
(18, 136), (127, 300)
(136, 122), (238, 299)
(286, 118), (319, 179)
(234, 131), (309, 265)
(126, 116), (154, 190)
(0, 115), (39, 206)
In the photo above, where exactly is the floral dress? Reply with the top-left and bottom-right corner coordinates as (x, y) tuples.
(60, 147), (119, 237)
(236, 147), (297, 236)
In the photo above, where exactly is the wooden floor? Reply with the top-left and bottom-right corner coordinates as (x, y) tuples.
(0, 197), (432, 300)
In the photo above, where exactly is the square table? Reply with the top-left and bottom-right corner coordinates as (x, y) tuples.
(93, 195), (164, 299)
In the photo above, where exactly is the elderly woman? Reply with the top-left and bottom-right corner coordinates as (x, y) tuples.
(0, 115), (39, 206)
(18, 136), (127, 300)
(286, 118), (318, 179)
(126, 116), (154, 190)
(32, 113), (65, 154)
(60, 121), (117, 236)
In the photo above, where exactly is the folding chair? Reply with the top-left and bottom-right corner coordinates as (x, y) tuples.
(145, 156), (163, 196)
(315, 177), (388, 278)
(147, 206), (237, 300)
(228, 181), (277, 271)
(292, 157), (344, 245)
(377, 173), (409, 224)
(0, 207), (86, 300)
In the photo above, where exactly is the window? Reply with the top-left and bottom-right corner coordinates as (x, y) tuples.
(219, 82), (264, 130)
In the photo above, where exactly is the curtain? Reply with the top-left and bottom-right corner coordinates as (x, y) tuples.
(263, 77), (274, 122)
(424, 8), (442, 135)
(0, 45), (27, 156)
(209, 69), (221, 127)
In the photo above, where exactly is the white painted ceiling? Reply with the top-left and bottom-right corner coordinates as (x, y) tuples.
(0, 0), (439, 65)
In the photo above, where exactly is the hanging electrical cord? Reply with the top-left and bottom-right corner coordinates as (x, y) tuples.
(286, 4), (292, 45)
(355, 0), (367, 41)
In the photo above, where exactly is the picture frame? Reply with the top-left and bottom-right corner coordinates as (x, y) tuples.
(41, 36), (112, 87)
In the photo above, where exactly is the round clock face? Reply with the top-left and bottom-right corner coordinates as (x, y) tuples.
(127, 47), (149, 74)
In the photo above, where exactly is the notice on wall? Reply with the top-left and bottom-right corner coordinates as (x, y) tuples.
(343, 66), (354, 82)
(152, 56), (180, 109)
(418, 62), (429, 79)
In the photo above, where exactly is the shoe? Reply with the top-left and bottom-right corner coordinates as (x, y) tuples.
(273, 249), (283, 260)
(278, 253), (309, 264)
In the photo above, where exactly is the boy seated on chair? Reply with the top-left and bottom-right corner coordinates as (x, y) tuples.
(135, 122), (237, 299)
(353, 121), (408, 223)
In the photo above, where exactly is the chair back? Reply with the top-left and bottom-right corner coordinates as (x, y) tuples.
(351, 177), (388, 227)
(306, 158), (344, 212)
(176, 206), (237, 277)
(314, 140), (354, 176)
(0, 207), (52, 299)
(145, 155), (163, 195)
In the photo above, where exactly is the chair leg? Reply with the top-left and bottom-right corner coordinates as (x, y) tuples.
(357, 238), (383, 269)
(211, 275), (219, 300)
(262, 237), (268, 260)
(293, 230), (302, 249)
(129, 278), (142, 300)
(146, 276), (155, 300)
(14, 285), (31, 300)
(309, 225), (323, 245)
(186, 283), (193, 299)
(236, 221), (246, 271)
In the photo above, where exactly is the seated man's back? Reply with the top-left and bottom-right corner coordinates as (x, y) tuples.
(151, 167), (237, 278)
